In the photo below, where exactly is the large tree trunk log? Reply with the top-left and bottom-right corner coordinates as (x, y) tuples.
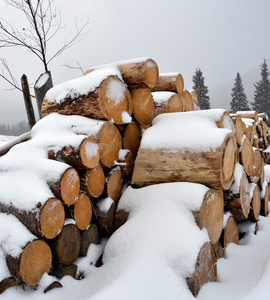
(48, 137), (100, 170)
(192, 189), (224, 244)
(80, 164), (105, 198)
(102, 167), (124, 201)
(0, 213), (52, 286)
(150, 73), (184, 95)
(94, 198), (117, 236)
(51, 223), (81, 266)
(85, 58), (159, 90)
(48, 167), (80, 206)
(132, 132), (237, 190)
(42, 73), (132, 125)
(131, 88), (155, 125)
(186, 242), (217, 297)
(0, 197), (65, 239)
(219, 214), (239, 248)
(68, 193), (92, 231)
(248, 183), (261, 222)
(80, 223), (100, 256)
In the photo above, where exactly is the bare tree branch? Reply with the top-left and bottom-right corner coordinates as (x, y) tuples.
(62, 61), (85, 75)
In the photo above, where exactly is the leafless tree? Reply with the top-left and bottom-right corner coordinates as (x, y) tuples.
(0, 0), (91, 91)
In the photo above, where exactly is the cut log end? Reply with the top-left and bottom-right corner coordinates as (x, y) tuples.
(122, 122), (141, 160)
(74, 193), (92, 231)
(98, 75), (132, 124)
(249, 185), (261, 222)
(145, 59), (159, 88)
(183, 90), (194, 112)
(222, 137), (237, 185)
(186, 242), (217, 297)
(19, 240), (52, 286)
(80, 138), (100, 169)
(40, 198), (65, 239)
(81, 164), (105, 198)
(107, 169), (124, 201)
(60, 168), (80, 206)
(166, 94), (184, 113)
(223, 216), (239, 248)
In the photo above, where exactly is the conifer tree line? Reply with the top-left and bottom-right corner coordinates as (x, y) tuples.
(0, 121), (29, 136)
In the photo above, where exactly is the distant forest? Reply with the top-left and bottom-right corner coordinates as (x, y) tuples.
(0, 121), (29, 136)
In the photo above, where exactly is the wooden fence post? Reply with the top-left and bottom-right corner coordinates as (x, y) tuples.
(21, 74), (36, 129)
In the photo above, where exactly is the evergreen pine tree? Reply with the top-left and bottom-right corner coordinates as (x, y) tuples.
(230, 72), (250, 113)
(192, 68), (211, 110)
(251, 59), (270, 115)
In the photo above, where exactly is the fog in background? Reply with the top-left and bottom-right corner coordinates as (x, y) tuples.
(0, 0), (269, 126)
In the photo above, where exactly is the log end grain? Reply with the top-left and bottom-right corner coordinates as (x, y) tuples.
(122, 122), (141, 161)
(144, 59), (159, 88)
(74, 193), (92, 231)
(19, 240), (52, 286)
(107, 169), (124, 201)
(223, 216), (239, 248)
(80, 138), (100, 169)
(182, 90), (194, 112)
(60, 168), (80, 206)
(40, 198), (65, 239)
(166, 94), (184, 113)
(81, 165), (105, 198)
(80, 223), (100, 256)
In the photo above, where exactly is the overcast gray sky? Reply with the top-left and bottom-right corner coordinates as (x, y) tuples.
(0, 0), (270, 125)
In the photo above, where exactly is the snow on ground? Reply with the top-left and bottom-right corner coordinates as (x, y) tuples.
(1, 182), (270, 300)
(0, 135), (16, 147)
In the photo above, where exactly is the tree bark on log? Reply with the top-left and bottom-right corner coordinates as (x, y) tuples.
(132, 133), (237, 190)
(48, 137), (100, 170)
(192, 189), (224, 244)
(68, 193), (92, 231)
(131, 88), (155, 125)
(219, 215), (239, 248)
(80, 164), (105, 198)
(0, 197), (65, 239)
(0, 277), (21, 295)
(186, 242), (217, 297)
(150, 73), (184, 95)
(42, 75), (133, 125)
(80, 223), (100, 256)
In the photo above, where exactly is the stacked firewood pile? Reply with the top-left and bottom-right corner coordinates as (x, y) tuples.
(0, 57), (270, 297)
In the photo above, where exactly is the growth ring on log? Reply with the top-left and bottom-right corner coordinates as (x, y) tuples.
(19, 240), (52, 286)
(60, 168), (80, 206)
(40, 198), (65, 239)
(73, 193), (92, 230)
(79, 138), (100, 169)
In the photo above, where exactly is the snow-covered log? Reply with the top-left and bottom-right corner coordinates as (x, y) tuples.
(42, 67), (133, 125)
(152, 91), (184, 116)
(131, 88), (155, 125)
(150, 72), (184, 95)
(132, 112), (237, 190)
(0, 213), (52, 286)
(85, 58), (159, 90)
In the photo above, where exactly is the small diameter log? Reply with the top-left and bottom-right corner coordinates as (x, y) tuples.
(118, 149), (134, 180)
(53, 263), (78, 279)
(94, 198), (117, 236)
(248, 183), (261, 222)
(102, 167), (123, 201)
(152, 92), (184, 116)
(80, 223), (100, 256)
(260, 182), (269, 217)
(48, 138), (100, 170)
(42, 74), (132, 125)
(225, 164), (250, 221)
(249, 150), (263, 183)
(182, 90), (194, 112)
(258, 112), (269, 122)
(186, 242), (217, 297)
(48, 167), (80, 206)
(44, 281), (63, 293)
(235, 111), (258, 122)
(0, 197), (65, 240)
(234, 116), (244, 146)
(150, 73), (184, 95)
(53, 223), (81, 265)
(68, 193), (92, 231)
(122, 122), (141, 161)
(239, 138), (254, 177)
(132, 132), (237, 190)
(80, 164), (105, 198)
(219, 214), (238, 248)
(192, 189), (224, 244)
(85, 58), (159, 90)
(131, 88), (155, 125)
(212, 241), (225, 260)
